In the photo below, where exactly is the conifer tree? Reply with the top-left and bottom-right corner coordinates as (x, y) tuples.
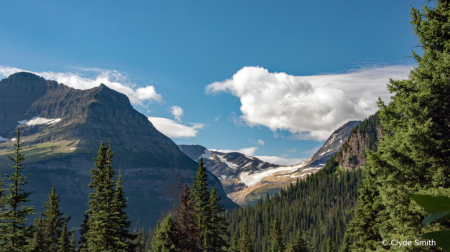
(208, 187), (229, 251)
(268, 218), (284, 252)
(69, 233), (76, 252)
(228, 236), (239, 252)
(239, 225), (253, 252)
(40, 186), (70, 252)
(287, 231), (308, 252)
(338, 233), (350, 252)
(191, 157), (211, 249)
(57, 222), (73, 252)
(84, 142), (119, 251)
(113, 169), (137, 251)
(0, 128), (34, 251)
(345, 0), (450, 250)
(326, 238), (335, 252)
(174, 183), (199, 251)
(151, 214), (179, 252)
(30, 218), (46, 252)
(78, 212), (89, 251)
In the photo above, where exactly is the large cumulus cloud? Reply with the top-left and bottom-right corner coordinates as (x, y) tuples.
(206, 66), (412, 140)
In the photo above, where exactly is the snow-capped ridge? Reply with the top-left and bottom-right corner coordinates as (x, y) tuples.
(17, 117), (62, 127)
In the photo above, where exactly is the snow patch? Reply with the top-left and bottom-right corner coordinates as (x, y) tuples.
(17, 117), (62, 127)
(10, 138), (17, 142)
(0, 136), (8, 142)
(238, 163), (304, 186)
(70, 148), (76, 151)
(220, 175), (227, 179)
(216, 154), (238, 170)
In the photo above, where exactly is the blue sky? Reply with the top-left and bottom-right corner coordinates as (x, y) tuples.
(0, 0), (426, 164)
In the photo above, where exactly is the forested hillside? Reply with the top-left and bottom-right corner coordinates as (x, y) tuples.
(225, 159), (362, 252)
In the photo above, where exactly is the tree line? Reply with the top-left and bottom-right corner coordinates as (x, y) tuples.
(0, 130), (136, 251)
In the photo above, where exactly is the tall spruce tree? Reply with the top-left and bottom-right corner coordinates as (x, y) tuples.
(113, 169), (137, 251)
(345, 0), (450, 251)
(191, 157), (211, 249)
(78, 212), (89, 251)
(151, 214), (179, 252)
(268, 218), (285, 252)
(174, 183), (199, 252)
(0, 128), (34, 251)
(39, 186), (70, 252)
(239, 225), (253, 252)
(229, 236), (239, 252)
(84, 142), (130, 252)
(326, 238), (335, 252)
(57, 222), (74, 252)
(208, 187), (229, 251)
(286, 231), (308, 252)
(30, 218), (45, 252)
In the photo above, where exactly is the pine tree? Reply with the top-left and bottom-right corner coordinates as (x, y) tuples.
(268, 218), (284, 252)
(228, 236), (239, 252)
(191, 157), (211, 249)
(0, 167), (8, 250)
(57, 222), (73, 252)
(151, 214), (179, 252)
(85, 142), (121, 252)
(78, 212), (89, 251)
(0, 128), (34, 251)
(338, 233), (350, 252)
(69, 233), (76, 252)
(208, 187), (229, 251)
(326, 237), (335, 252)
(40, 186), (70, 252)
(174, 183), (199, 252)
(113, 169), (137, 251)
(239, 225), (253, 252)
(30, 218), (46, 252)
(287, 231), (308, 252)
(345, 0), (450, 250)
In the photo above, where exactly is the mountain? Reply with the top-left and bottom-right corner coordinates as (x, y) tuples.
(0, 72), (237, 231)
(301, 120), (361, 169)
(179, 120), (362, 206)
(334, 112), (381, 171)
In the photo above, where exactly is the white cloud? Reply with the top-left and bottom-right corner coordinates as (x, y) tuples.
(255, 156), (306, 166)
(206, 65), (412, 140)
(0, 65), (163, 105)
(148, 117), (204, 138)
(170, 106), (184, 122)
(257, 140), (265, 146)
(210, 147), (258, 156)
(215, 115), (222, 121)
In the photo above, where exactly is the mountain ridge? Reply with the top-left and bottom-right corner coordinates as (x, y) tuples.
(0, 72), (237, 231)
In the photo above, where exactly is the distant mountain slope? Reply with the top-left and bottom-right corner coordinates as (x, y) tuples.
(0, 72), (237, 231)
(179, 120), (363, 205)
(301, 120), (361, 169)
(334, 112), (381, 171)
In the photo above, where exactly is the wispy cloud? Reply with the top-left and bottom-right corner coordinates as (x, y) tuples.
(215, 115), (222, 121)
(0, 65), (163, 105)
(170, 106), (184, 122)
(148, 117), (204, 138)
(206, 65), (412, 141)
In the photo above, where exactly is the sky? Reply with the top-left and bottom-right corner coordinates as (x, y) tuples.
(0, 0), (428, 165)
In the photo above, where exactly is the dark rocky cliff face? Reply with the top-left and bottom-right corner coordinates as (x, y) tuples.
(302, 121), (361, 169)
(334, 112), (382, 171)
(0, 72), (237, 230)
